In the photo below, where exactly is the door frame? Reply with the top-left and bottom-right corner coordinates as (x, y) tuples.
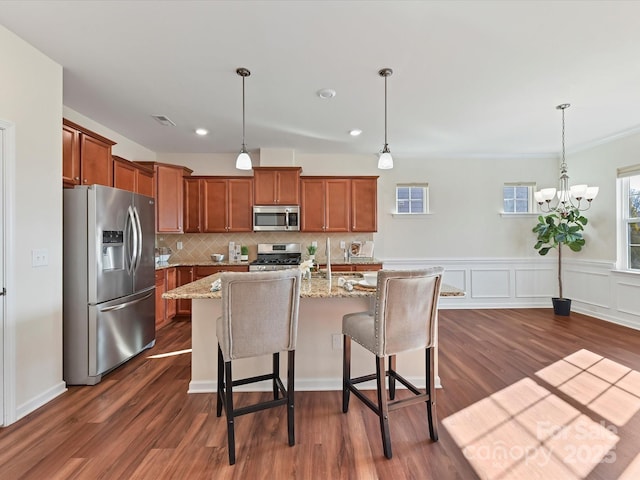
(0, 118), (17, 426)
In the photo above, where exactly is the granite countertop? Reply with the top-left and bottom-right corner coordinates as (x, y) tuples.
(155, 261), (250, 270)
(162, 272), (464, 300)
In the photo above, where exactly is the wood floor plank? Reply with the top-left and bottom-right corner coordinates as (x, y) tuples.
(1, 310), (639, 479)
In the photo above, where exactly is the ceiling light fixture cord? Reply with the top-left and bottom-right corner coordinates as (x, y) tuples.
(235, 67), (252, 170)
(378, 68), (393, 170)
(533, 104), (599, 214)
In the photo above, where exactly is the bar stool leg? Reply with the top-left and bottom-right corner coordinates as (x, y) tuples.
(342, 335), (351, 413)
(388, 354), (396, 400)
(426, 347), (438, 441)
(273, 352), (280, 400)
(376, 356), (392, 459)
(287, 350), (295, 446)
(216, 345), (224, 417)
(224, 360), (236, 465)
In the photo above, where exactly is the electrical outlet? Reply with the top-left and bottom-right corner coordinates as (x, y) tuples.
(177, 241), (183, 250)
(32, 248), (49, 267)
(332, 333), (343, 351)
(340, 241), (346, 249)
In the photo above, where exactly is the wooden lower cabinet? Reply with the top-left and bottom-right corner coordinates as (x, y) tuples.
(155, 268), (177, 329)
(155, 270), (166, 329)
(176, 266), (195, 316)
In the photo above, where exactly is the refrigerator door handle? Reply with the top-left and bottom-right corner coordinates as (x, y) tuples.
(132, 206), (143, 273)
(99, 291), (154, 313)
(127, 205), (139, 275)
(124, 205), (134, 275)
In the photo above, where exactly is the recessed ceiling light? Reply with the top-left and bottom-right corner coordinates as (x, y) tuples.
(195, 128), (208, 136)
(349, 129), (362, 136)
(317, 88), (336, 99)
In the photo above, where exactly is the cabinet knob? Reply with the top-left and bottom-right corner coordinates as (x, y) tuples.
(74, 176), (80, 181)
(83, 179), (88, 183)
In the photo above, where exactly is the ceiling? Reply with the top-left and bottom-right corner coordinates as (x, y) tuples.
(2, 0), (640, 159)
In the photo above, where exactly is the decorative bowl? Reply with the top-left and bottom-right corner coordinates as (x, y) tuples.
(211, 254), (225, 262)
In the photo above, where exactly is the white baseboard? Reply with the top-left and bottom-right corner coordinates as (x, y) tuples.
(16, 381), (67, 422)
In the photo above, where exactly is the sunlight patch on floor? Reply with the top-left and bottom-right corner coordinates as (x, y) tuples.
(147, 348), (192, 359)
(441, 348), (640, 480)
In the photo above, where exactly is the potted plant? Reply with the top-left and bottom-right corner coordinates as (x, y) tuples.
(532, 207), (588, 315)
(307, 244), (317, 261)
(240, 245), (249, 261)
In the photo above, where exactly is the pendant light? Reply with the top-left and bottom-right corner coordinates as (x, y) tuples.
(378, 68), (393, 170)
(534, 104), (599, 213)
(235, 67), (252, 170)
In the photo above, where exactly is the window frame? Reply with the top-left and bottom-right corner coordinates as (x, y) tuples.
(502, 182), (537, 215)
(617, 171), (640, 271)
(394, 183), (429, 215)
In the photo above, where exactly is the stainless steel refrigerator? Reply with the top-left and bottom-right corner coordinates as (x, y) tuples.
(63, 185), (156, 385)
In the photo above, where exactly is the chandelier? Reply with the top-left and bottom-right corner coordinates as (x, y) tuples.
(534, 104), (598, 214)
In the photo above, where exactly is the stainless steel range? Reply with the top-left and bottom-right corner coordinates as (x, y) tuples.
(249, 243), (302, 271)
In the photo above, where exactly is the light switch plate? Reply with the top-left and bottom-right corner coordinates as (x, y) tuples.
(32, 248), (49, 267)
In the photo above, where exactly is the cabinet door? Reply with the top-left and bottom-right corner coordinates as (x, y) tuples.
(202, 178), (228, 232)
(113, 157), (136, 192)
(165, 268), (177, 319)
(276, 169), (301, 205)
(62, 124), (80, 186)
(325, 179), (350, 232)
(253, 167), (300, 205)
(156, 165), (184, 233)
(80, 134), (113, 186)
(351, 178), (377, 232)
(301, 178), (326, 232)
(176, 267), (194, 316)
(184, 178), (202, 233)
(253, 169), (277, 205)
(155, 271), (166, 329)
(137, 168), (154, 197)
(227, 178), (253, 232)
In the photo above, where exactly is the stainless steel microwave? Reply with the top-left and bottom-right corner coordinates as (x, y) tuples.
(253, 205), (300, 231)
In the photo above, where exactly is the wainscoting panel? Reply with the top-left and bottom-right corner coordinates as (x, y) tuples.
(616, 281), (640, 316)
(514, 267), (556, 298)
(470, 269), (510, 298)
(564, 268), (610, 308)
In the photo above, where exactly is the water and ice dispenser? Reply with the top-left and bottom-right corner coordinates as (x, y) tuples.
(101, 230), (124, 271)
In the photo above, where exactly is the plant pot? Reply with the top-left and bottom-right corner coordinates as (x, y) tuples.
(552, 297), (571, 316)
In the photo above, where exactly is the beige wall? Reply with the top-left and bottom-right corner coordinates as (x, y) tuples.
(0, 24), (64, 419)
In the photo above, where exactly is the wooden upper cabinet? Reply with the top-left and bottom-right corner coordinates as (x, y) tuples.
(183, 177), (202, 233)
(62, 123), (80, 186)
(351, 177), (378, 232)
(301, 176), (377, 233)
(300, 177), (350, 232)
(63, 118), (115, 188)
(114, 157), (155, 196)
(201, 177), (253, 233)
(253, 167), (301, 205)
(137, 162), (193, 233)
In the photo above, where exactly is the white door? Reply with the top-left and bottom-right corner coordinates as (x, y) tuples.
(0, 125), (5, 423)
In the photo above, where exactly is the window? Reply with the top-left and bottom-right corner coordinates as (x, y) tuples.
(395, 184), (428, 214)
(502, 183), (536, 214)
(617, 166), (640, 270)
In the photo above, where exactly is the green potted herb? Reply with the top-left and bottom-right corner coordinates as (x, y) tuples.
(307, 244), (317, 261)
(240, 245), (249, 261)
(532, 208), (587, 315)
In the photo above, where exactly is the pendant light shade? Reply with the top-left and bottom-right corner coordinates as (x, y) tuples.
(236, 67), (252, 170)
(378, 68), (393, 170)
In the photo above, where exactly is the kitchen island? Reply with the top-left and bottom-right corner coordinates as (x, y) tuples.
(163, 272), (463, 393)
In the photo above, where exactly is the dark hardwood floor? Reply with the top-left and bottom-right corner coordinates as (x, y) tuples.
(1, 309), (639, 479)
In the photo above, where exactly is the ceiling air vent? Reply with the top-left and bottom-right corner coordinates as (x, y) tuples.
(151, 114), (176, 126)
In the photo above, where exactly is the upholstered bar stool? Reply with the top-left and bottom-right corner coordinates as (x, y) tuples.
(216, 269), (302, 465)
(342, 267), (444, 459)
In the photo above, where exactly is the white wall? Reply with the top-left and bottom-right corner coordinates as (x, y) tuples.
(63, 107), (156, 161)
(0, 24), (65, 421)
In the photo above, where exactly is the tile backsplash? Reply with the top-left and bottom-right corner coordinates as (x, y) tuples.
(156, 232), (374, 264)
